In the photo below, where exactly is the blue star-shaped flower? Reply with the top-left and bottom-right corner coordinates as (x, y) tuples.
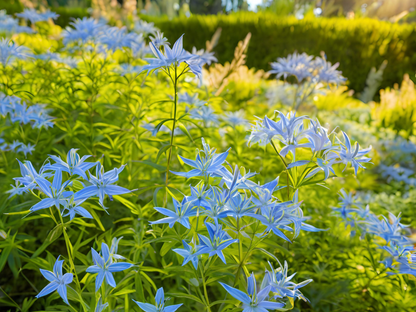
(36, 256), (73, 305)
(133, 287), (182, 312)
(220, 272), (284, 312)
(198, 222), (238, 264)
(86, 242), (133, 291)
(150, 197), (196, 229)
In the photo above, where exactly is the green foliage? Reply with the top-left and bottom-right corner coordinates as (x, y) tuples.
(142, 12), (416, 92)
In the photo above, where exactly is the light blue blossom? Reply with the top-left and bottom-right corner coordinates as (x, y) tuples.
(62, 197), (92, 220)
(305, 119), (333, 153)
(365, 212), (410, 245)
(98, 27), (143, 52)
(327, 131), (372, 175)
(86, 242), (133, 291)
(95, 296), (109, 312)
(248, 111), (310, 158)
(150, 31), (169, 49)
(248, 193), (323, 241)
(178, 92), (205, 106)
(191, 47), (217, 66)
(31, 170), (73, 212)
(133, 19), (158, 36)
(0, 94), (20, 116)
(171, 138), (229, 179)
(173, 239), (204, 269)
(332, 189), (363, 221)
(269, 52), (314, 82)
(6, 102), (54, 129)
(133, 287), (182, 312)
(187, 183), (211, 209)
(202, 186), (230, 221)
(46, 148), (97, 180)
(252, 178), (280, 214)
(0, 39), (31, 66)
(218, 165), (257, 191)
(314, 56), (346, 85)
(109, 236), (126, 261)
(198, 222), (238, 263)
(17, 9), (59, 24)
(74, 163), (130, 207)
(220, 272), (284, 312)
(13, 159), (52, 192)
(150, 197), (196, 229)
(222, 110), (248, 127)
(17, 143), (36, 157)
(142, 34), (202, 79)
(223, 192), (255, 219)
(262, 261), (312, 302)
(189, 106), (219, 126)
(62, 17), (107, 45)
(0, 13), (33, 34)
(6, 181), (27, 198)
(305, 158), (335, 180)
(36, 256), (73, 305)
(8, 140), (22, 151)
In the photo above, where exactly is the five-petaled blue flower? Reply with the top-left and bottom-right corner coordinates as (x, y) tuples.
(74, 163), (131, 207)
(220, 272), (284, 312)
(46, 148), (97, 180)
(263, 261), (312, 302)
(171, 138), (229, 179)
(31, 169), (73, 212)
(142, 34), (202, 79)
(173, 239), (204, 269)
(198, 222), (238, 263)
(133, 287), (182, 312)
(86, 242), (133, 291)
(150, 197), (196, 229)
(36, 256), (73, 305)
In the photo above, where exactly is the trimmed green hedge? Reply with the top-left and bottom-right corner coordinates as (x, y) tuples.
(1, 2), (415, 92)
(146, 13), (416, 92)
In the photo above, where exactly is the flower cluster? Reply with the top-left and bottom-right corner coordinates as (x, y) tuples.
(220, 261), (311, 311)
(151, 138), (323, 269)
(0, 38), (32, 67)
(62, 17), (108, 45)
(248, 111), (372, 179)
(36, 238), (133, 305)
(0, 93), (55, 129)
(10, 148), (131, 213)
(269, 52), (346, 109)
(270, 52), (345, 85)
(0, 10), (33, 34)
(17, 8), (59, 24)
(0, 140), (35, 156)
(333, 191), (416, 276)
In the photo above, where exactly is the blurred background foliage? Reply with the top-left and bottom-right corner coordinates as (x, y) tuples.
(2, 0), (416, 93)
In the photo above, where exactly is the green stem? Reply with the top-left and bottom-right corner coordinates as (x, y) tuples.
(270, 140), (291, 199)
(165, 64), (178, 188)
(199, 264), (211, 312)
(0, 286), (21, 311)
(56, 208), (87, 311)
(292, 83), (300, 111)
(237, 217), (242, 263)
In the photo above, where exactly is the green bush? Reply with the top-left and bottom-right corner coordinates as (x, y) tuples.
(1, 4), (415, 92)
(52, 7), (89, 27)
(144, 13), (416, 92)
